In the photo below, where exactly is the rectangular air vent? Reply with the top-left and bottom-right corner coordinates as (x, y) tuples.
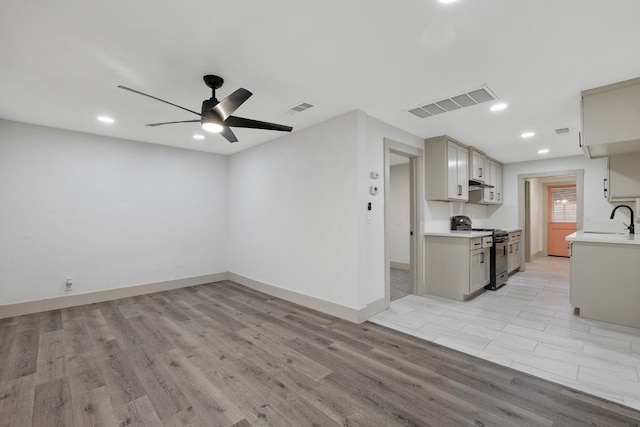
(408, 86), (498, 119)
(286, 102), (314, 115)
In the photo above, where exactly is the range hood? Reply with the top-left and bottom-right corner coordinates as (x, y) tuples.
(469, 179), (494, 189)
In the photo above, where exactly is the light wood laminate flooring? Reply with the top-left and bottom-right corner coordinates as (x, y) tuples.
(2, 275), (640, 425)
(371, 256), (640, 412)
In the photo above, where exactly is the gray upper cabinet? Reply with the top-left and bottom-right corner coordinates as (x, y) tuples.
(469, 147), (486, 182)
(581, 77), (640, 158)
(607, 152), (640, 202)
(468, 157), (503, 205)
(425, 136), (468, 202)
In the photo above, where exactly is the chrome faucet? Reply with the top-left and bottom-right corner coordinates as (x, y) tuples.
(610, 204), (635, 234)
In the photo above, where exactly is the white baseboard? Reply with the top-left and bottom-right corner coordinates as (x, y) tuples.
(531, 251), (543, 260)
(390, 262), (411, 271)
(0, 272), (229, 319)
(1, 271), (386, 324)
(356, 297), (389, 323)
(228, 272), (382, 324)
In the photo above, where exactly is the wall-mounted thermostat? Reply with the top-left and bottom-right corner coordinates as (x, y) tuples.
(370, 171), (379, 179)
(370, 185), (379, 195)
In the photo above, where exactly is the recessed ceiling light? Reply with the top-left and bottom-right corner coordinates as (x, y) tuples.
(193, 134), (205, 140)
(538, 148), (549, 154)
(521, 131), (535, 138)
(490, 103), (507, 112)
(438, 0), (458, 3)
(97, 116), (115, 124)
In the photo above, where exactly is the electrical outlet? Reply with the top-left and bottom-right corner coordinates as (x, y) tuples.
(65, 278), (73, 290)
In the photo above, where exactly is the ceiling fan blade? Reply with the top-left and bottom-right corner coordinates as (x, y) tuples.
(212, 88), (252, 121)
(220, 126), (238, 143)
(117, 85), (202, 117)
(145, 120), (201, 127)
(225, 115), (293, 132)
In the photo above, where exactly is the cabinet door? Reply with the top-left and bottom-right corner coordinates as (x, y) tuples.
(483, 160), (496, 203)
(582, 78), (640, 156)
(494, 163), (503, 204)
(513, 242), (521, 271)
(470, 248), (490, 293)
(447, 141), (468, 200)
(507, 240), (521, 273)
(457, 145), (468, 199)
(471, 149), (485, 181)
(609, 153), (640, 201)
(507, 242), (515, 273)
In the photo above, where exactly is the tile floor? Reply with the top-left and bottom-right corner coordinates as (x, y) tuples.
(390, 268), (411, 301)
(370, 256), (640, 410)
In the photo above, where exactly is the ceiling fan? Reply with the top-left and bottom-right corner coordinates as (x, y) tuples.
(118, 75), (293, 143)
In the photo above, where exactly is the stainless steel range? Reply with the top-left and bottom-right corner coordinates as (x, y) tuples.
(472, 228), (509, 290)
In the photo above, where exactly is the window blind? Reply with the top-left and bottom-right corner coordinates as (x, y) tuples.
(551, 187), (576, 223)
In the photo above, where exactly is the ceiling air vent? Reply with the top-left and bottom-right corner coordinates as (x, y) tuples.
(286, 102), (314, 115)
(408, 85), (498, 119)
(554, 127), (571, 135)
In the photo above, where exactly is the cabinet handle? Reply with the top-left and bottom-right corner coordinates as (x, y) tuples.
(603, 178), (608, 199)
(480, 252), (485, 263)
(509, 245), (513, 253)
(479, 167), (483, 177)
(458, 185), (462, 196)
(579, 131), (582, 148)
(490, 191), (494, 200)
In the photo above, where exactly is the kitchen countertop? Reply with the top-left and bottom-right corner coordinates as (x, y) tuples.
(505, 228), (522, 233)
(566, 230), (640, 246)
(424, 230), (493, 238)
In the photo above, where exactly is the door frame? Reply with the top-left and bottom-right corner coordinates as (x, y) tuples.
(384, 138), (424, 305)
(518, 169), (584, 271)
(545, 183), (577, 257)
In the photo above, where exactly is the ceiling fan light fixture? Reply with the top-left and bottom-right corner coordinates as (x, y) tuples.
(202, 122), (223, 133)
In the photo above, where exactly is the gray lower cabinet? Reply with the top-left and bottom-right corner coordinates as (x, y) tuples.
(507, 230), (522, 274)
(470, 247), (490, 293)
(425, 235), (490, 301)
(570, 240), (640, 328)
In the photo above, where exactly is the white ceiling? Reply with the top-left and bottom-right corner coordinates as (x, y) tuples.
(1, 1), (639, 163)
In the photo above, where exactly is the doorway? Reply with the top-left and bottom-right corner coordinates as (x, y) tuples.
(520, 171), (582, 265)
(384, 138), (424, 306)
(547, 185), (577, 257)
(389, 154), (411, 300)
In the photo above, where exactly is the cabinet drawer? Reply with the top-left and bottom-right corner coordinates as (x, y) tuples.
(482, 236), (493, 248)
(470, 238), (483, 250)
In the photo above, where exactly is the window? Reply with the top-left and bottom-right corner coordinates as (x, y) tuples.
(551, 186), (576, 223)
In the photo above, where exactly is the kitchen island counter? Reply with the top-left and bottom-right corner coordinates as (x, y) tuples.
(567, 231), (640, 328)
(566, 230), (640, 245)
